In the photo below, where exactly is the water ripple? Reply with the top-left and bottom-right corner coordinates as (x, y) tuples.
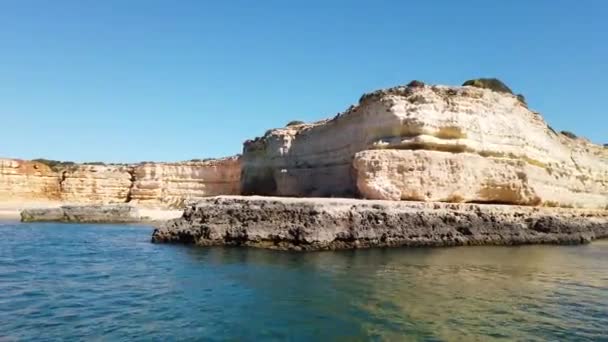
(0, 223), (606, 341)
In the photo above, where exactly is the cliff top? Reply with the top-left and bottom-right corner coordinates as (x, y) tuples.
(246, 79), (603, 150)
(1, 155), (241, 173)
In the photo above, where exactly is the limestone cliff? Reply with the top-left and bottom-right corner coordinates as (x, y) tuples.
(130, 157), (241, 208)
(60, 164), (133, 204)
(242, 82), (608, 209)
(0, 159), (61, 202)
(0, 157), (241, 209)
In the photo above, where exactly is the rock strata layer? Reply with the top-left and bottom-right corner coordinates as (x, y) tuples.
(0, 159), (61, 202)
(242, 83), (608, 209)
(0, 157), (241, 209)
(130, 158), (241, 208)
(151, 196), (608, 251)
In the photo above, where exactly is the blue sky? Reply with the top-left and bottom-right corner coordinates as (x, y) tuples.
(1, 0), (606, 163)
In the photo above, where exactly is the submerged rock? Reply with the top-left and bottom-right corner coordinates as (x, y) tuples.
(151, 196), (608, 251)
(21, 204), (153, 223)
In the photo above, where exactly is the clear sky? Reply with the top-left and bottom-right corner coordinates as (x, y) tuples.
(1, 0), (606, 163)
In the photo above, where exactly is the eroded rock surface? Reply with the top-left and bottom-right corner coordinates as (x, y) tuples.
(152, 196), (608, 250)
(242, 83), (608, 209)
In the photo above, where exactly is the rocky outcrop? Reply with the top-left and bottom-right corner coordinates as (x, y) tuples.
(20, 204), (176, 223)
(241, 83), (608, 209)
(130, 157), (241, 208)
(0, 157), (241, 209)
(151, 196), (608, 250)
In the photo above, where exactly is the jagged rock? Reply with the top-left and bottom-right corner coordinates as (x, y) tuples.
(241, 83), (608, 209)
(151, 196), (608, 250)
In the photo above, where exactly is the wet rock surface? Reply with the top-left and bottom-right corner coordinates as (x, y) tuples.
(22, 204), (145, 223)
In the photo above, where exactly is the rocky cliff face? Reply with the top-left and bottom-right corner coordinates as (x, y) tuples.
(130, 157), (241, 208)
(60, 165), (133, 204)
(0, 157), (241, 208)
(242, 83), (608, 209)
(0, 159), (61, 202)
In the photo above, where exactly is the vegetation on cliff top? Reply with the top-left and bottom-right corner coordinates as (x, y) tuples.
(407, 80), (425, 88)
(560, 131), (578, 139)
(32, 158), (77, 172)
(462, 78), (513, 94)
(189, 158), (216, 163)
(462, 78), (528, 107)
(286, 120), (305, 126)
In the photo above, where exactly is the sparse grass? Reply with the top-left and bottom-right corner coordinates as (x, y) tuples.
(32, 158), (77, 172)
(189, 158), (215, 162)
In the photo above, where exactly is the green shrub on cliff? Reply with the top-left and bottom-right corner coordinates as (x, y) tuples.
(462, 78), (514, 94)
(189, 158), (214, 162)
(560, 131), (578, 139)
(286, 120), (305, 126)
(462, 78), (529, 106)
(32, 158), (76, 171)
(407, 80), (425, 88)
(603, 144), (608, 148)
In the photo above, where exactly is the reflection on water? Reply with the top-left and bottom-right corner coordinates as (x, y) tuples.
(1, 222), (607, 341)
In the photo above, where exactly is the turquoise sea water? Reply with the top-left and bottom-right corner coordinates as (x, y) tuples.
(1, 222), (607, 341)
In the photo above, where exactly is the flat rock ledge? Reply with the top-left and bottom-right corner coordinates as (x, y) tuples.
(151, 196), (608, 251)
(20, 204), (167, 224)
